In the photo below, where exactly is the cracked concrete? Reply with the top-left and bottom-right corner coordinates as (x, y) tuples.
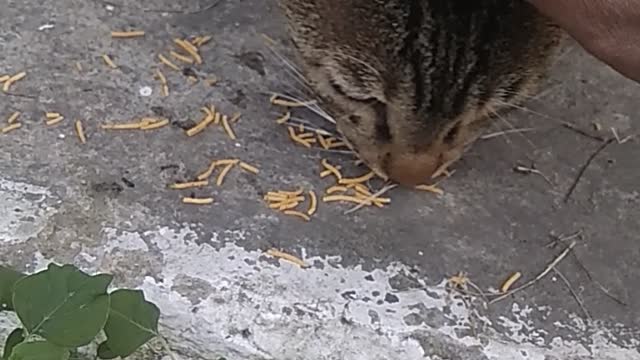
(1, 0), (639, 359)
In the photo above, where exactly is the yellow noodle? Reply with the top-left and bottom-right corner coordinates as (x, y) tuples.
(158, 54), (181, 71)
(182, 197), (214, 205)
(170, 180), (209, 189)
(111, 30), (145, 38)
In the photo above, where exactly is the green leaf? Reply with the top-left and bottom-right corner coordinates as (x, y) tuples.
(7, 341), (69, 360)
(12, 264), (112, 348)
(102, 289), (160, 357)
(96, 342), (117, 360)
(3, 328), (25, 360)
(0, 266), (25, 311)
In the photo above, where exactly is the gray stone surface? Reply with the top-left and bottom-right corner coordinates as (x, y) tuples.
(1, 0), (639, 359)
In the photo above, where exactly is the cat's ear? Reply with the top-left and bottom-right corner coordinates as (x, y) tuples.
(323, 53), (386, 103)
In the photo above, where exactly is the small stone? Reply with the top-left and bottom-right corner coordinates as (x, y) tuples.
(139, 86), (153, 97)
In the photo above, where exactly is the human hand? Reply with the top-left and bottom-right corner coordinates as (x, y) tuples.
(529, 0), (640, 83)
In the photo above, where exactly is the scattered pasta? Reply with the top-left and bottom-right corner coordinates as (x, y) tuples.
(140, 118), (169, 130)
(287, 126), (316, 148)
(169, 50), (194, 64)
(102, 54), (118, 69)
(75, 120), (87, 144)
(183, 197), (214, 205)
(174, 39), (202, 64)
(186, 108), (215, 136)
(500, 272), (522, 293)
(2, 71), (26, 92)
(46, 117), (64, 126)
(155, 69), (169, 97)
(266, 248), (308, 268)
(7, 112), (20, 124)
(339, 171), (375, 185)
(321, 159), (342, 180)
(191, 35), (213, 47)
(307, 190), (317, 216)
(415, 184), (444, 195)
(158, 54), (181, 71)
(276, 111), (291, 125)
(111, 30), (145, 38)
(269, 94), (316, 108)
(46, 112), (62, 119)
(216, 160), (240, 186)
(239, 161), (259, 174)
(221, 115), (237, 140)
(1, 123), (22, 134)
(283, 210), (311, 222)
(323, 194), (371, 205)
(170, 180), (209, 189)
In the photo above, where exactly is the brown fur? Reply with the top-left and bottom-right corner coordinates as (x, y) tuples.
(278, 0), (563, 186)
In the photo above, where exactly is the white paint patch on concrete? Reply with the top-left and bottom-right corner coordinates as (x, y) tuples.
(0, 187), (638, 360)
(86, 225), (639, 360)
(0, 178), (56, 245)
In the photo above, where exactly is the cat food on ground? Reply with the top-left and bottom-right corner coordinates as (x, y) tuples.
(140, 118), (169, 130)
(155, 69), (169, 97)
(158, 54), (181, 71)
(276, 111), (291, 124)
(239, 161), (259, 174)
(102, 54), (118, 69)
(415, 184), (444, 195)
(270, 94), (316, 108)
(265, 248), (308, 268)
(169, 51), (194, 64)
(321, 159), (342, 180)
(182, 197), (214, 205)
(221, 115), (237, 140)
(170, 180), (209, 189)
(186, 107), (216, 136)
(283, 210), (311, 221)
(307, 190), (317, 215)
(75, 120), (87, 144)
(111, 30), (145, 38)
(339, 171), (375, 185)
(500, 272), (522, 293)
(2, 71), (26, 92)
(216, 161), (238, 186)
(174, 39), (202, 64)
(7, 112), (20, 124)
(1, 123), (22, 134)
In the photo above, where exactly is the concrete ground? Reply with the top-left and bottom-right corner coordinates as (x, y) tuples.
(1, 0), (639, 359)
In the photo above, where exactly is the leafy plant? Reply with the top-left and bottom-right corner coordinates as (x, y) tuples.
(0, 264), (162, 359)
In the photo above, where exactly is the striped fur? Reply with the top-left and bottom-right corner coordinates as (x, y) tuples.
(279, 0), (563, 185)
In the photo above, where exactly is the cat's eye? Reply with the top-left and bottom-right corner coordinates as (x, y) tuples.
(329, 79), (377, 102)
(443, 123), (460, 144)
(329, 80), (351, 97)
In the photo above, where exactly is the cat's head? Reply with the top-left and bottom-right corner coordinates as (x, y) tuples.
(281, 0), (562, 185)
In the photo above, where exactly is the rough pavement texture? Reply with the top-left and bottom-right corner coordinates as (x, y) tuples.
(1, 0), (639, 359)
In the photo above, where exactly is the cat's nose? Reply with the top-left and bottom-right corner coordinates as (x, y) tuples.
(386, 152), (440, 187)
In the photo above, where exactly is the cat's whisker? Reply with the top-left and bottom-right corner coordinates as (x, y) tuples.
(286, 117), (338, 137)
(481, 127), (537, 140)
(326, 49), (382, 79)
(266, 91), (337, 125)
(493, 98), (556, 122)
(486, 105), (538, 150)
(499, 84), (559, 102)
(262, 37), (315, 93)
(552, 44), (575, 66)
(276, 117), (355, 155)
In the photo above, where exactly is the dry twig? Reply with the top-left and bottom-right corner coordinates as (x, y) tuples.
(489, 240), (577, 304)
